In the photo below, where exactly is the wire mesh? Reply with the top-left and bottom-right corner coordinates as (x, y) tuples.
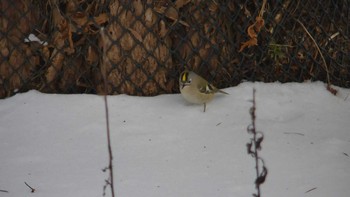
(0, 0), (349, 98)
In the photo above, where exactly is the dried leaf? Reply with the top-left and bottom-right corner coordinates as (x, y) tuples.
(87, 46), (98, 65)
(154, 6), (178, 21)
(175, 0), (191, 9)
(93, 13), (109, 25)
(239, 38), (257, 52)
(247, 124), (254, 134)
(208, 1), (218, 12)
(45, 50), (64, 83)
(154, 6), (189, 27)
(71, 12), (88, 28)
(255, 166), (268, 185)
(145, 8), (154, 23)
(256, 135), (264, 150)
(255, 16), (265, 33)
(239, 16), (264, 52)
(247, 25), (258, 38)
(159, 20), (168, 38)
(128, 28), (143, 42)
(246, 142), (254, 155)
(327, 84), (338, 95)
(45, 27), (65, 84)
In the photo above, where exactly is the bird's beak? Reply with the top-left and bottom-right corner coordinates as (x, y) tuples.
(181, 83), (186, 89)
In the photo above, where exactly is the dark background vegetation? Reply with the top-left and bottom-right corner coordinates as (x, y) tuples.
(1, 0), (349, 98)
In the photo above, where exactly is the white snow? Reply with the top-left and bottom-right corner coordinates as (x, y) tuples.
(24, 34), (48, 46)
(0, 82), (349, 197)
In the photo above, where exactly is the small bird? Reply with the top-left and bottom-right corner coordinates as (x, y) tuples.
(179, 70), (228, 112)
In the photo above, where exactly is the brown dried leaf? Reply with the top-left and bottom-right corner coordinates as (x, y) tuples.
(208, 1), (218, 12)
(94, 13), (109, 25)
(45, 51), (64, 83)
(175, 0), (191, 9)
(154, 6), (189, 27)
(42, 46), (50, 61)
(66, 0), (78, 14)
(143, 81), (158, 95)
(0, 45), (9, 57)
(86, 46), (98, 65)
(159, 20), (168, 38)
(71, 12), (88, 32)
(154, 6), (178, 21)
(255, 16), (265, 33)
(133, 0), (144, 16)
(128, 28), (143, 42)
(327, 84), (338, 95)
(247, 23), (258, 38)
(239, 38), (257, 52)
(66, 25), (75, 54)
(45, 30), (65, 84)
(239, 17), (264, 52)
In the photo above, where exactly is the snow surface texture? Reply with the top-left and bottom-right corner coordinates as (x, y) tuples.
(0, 82), (349, 197)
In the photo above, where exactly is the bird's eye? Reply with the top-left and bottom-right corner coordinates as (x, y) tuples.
(188, 78), (192, 83)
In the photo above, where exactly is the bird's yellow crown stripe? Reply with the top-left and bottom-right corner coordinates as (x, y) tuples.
(181, 72), (188, 82)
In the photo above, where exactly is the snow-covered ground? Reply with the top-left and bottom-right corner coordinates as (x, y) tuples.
(0, 82), (349, 197)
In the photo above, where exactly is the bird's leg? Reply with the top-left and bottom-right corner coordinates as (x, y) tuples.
(203, 103), (206, 112)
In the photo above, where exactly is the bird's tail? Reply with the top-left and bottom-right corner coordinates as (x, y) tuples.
(217, 89), (229, 95)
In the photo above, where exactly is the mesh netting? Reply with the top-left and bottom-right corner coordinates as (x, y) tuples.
(1, 0), (349, 98)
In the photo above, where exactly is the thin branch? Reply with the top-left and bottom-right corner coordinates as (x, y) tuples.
(283, 132), (305, 136)
(258, 0), (267, 17)
(100, 27), (115, 197)
(305, 187), (317, 193)
(295, 19), (330, 85)
(24, 182), (35, 193)
(0, 190), (9, 193)
(251, 89), (261, 196)
(247, 88), (268, 197)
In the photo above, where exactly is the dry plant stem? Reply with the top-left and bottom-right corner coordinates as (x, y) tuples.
(0, 190), (9, 193)
(247, 88), (267, 197)
(251, 89), (261, 197)
(103, 92), (115, 197)
(24, 182), (35, 193)
(259, 0), (267, 17)
(295, 19), (330, 85)
(101, 28), (115, 197)
(305, 187), (317, 193)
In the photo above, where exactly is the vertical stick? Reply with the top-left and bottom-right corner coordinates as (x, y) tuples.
(100, 27), (115, 197)
(251, 89), (260, 196)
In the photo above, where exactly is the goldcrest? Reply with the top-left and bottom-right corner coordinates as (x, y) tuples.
(179, 70), (228, 112)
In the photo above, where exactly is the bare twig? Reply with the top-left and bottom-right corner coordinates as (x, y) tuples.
(295, 19), (330, 85)
(325, 32), (339, 46)
(295, 19), (338, 95)
(24, 182), (35, 193)
(268, 43), (294, 48)
(247, 89), (268, 197)
(283, 132), (305, 136)
(258, 0), (267, 17)
(305, 187), (317, 193)
(0, 189), (9, 193)
(100, 27), (115, 197)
